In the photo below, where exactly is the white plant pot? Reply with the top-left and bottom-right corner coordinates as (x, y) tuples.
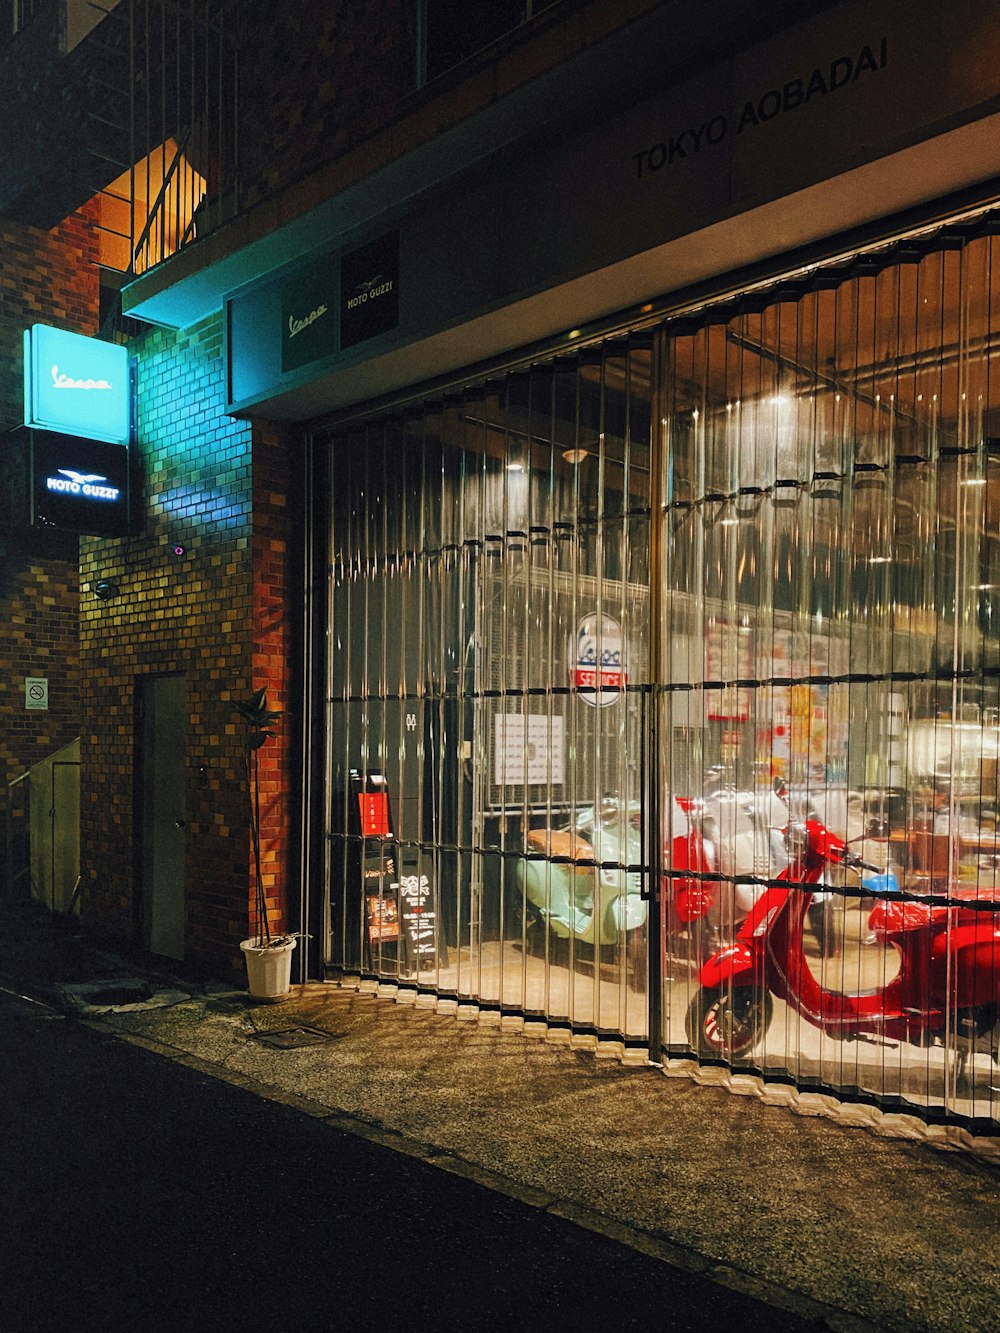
(240, 936), (297, 1002)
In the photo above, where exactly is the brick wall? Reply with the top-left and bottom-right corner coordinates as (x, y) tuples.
(235, 0), (662, 215)
(0, 544), (81, 845)
(78, 313), (302, 972)
(250, 421), (302, 941)
(0, 202), (101, 432)
(0, 2), (129, 228)
(237, 0), (414, 212)
(0, 203), (100, 886)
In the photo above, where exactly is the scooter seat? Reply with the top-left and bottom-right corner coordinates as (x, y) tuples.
(868, 899), (950, 936)
(525, 828), (594, 861)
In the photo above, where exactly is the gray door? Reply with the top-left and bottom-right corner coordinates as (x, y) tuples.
(138, 674), (187, 959)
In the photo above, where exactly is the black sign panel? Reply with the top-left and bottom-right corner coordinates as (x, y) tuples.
(281, 261), (337, 373)
(397, 862), (437, 971)
(340, 231), (399, 350)
(30, 430), (130, 538)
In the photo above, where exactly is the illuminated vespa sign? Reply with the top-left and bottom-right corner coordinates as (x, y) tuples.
(23, 324), (131, 445)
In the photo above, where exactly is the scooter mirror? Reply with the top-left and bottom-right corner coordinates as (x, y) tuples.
(785, 821), (810, 859)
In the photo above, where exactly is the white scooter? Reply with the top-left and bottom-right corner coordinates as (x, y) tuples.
(696, 784), (789, 940)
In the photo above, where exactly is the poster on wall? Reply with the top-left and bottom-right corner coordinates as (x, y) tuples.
(570, 613), (626, 707)
(764, 630), (849, 782)
(366, 894), (400, 942)
(705, 618), (753, 721)
(494, 713), (565, 787)
(358, 788), (392, 838)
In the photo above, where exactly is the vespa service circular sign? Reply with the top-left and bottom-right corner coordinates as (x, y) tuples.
(570, 613), (626, 708)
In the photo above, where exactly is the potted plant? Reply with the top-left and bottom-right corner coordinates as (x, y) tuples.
(235, 687), (297, 1001)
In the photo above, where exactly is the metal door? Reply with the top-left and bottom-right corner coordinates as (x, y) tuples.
(137, 673), (187, 959)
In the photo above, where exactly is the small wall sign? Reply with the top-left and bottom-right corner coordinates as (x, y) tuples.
(23, 325), (131, 445)
(25, 677), (48, 710)
(340, 231), (399, 350)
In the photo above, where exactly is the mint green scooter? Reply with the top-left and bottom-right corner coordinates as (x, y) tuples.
(516, 796), (647, 987)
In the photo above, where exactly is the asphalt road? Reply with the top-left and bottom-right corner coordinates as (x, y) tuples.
(0, 986), (822, 1333)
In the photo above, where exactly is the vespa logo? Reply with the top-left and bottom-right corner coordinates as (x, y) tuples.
(50, 364), (113, 391)
(46, 468), (120, 501)
(571, 614), (626, 708)
(346, 272), (394, 311)
(287, 303), (328, 339)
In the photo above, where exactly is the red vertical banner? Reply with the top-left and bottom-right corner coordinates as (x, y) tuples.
(358, 790), (391, 838)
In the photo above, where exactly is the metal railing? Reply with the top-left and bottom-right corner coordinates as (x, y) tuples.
(127, 0), (242, 276)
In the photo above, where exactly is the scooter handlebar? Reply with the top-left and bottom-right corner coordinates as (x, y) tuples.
(840, 848), (882, 874)
(838, 844), (900, 893)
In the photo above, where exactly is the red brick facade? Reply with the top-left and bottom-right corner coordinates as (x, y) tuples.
(250, 422), (303, 941)
(234, 0), (662, 220)
(0, 210), (301, 965)
(76, 315), (302, 971)
(2, 0), (663, 956)
(0, 203), (100, 884)
(79, 314), (249, 964)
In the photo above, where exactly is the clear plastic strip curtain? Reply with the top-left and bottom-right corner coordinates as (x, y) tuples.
(661, 219), (1000, 1127)
(324, 214), (1000, 1126)
(325, 345), (653, 1046)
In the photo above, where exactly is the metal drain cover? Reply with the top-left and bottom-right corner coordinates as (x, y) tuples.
(251, 1026), (338, 1049)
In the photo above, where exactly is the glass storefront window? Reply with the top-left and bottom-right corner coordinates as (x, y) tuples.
(322, 215), (1000, 1127)
(325, 341), (653, 1044)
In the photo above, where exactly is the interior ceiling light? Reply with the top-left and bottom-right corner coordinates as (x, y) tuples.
(562, 448), (588, 464)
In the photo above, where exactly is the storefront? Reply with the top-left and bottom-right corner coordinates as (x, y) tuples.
(193, 0), (1000, 1136)
(313, 211), (1000, 1130)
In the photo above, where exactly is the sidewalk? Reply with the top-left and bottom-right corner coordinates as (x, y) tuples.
(2, 898), (999, 1333)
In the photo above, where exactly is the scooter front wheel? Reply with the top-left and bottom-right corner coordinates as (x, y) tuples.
(685, 985), (772, 1061)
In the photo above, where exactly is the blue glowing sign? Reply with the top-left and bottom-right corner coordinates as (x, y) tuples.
(23, 325), (130, 445)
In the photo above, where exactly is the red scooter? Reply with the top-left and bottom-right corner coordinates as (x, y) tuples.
(686, 818), (1000, 1078)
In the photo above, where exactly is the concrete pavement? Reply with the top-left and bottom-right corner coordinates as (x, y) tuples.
(0, 986), (815, 1333)
(2, 898), (999, 1331)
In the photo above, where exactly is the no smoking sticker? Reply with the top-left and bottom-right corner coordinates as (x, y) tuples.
(25, 677), (48, 710)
